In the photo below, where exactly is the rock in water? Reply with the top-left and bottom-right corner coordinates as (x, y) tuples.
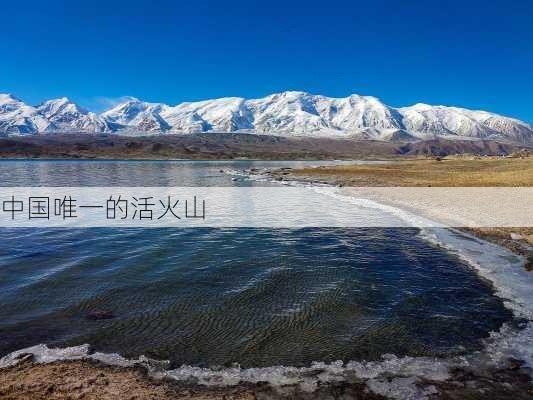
(86, 310), (115, 320)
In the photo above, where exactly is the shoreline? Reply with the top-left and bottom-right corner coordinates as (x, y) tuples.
(1, 236), (531, 399)
(0, 358), (261, 400)
(2, 340), (532, 400)
(264, 159), (533, 270)
(2, 162), (533, 399)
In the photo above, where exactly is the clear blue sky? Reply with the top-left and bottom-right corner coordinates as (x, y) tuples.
(1, 0), (532, 121)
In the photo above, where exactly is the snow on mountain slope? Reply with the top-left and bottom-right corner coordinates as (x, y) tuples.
(0, 94), (54, 134)
(469, 112), (533, 143)
(319, 94), (404, 132)
(160, 97), (253, 133)
(246, 91), (329, 135)
(1, 92), (532, 143)
(37, 97), (111, 133)
(101, 98), (169, 131)
(399, 104), (505, 140)
(159, 91), (405, 137)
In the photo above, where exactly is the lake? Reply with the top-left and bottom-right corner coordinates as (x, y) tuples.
(0, 160), (513, 368)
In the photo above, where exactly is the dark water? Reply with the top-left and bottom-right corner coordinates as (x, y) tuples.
(0, 160), (513, 368)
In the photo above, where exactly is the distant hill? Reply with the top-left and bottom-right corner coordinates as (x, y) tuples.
(0, 133), (528, 160)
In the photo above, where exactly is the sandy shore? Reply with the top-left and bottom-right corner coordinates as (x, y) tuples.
(0, 357), (392, 400)
(0, 357), (258, 400)
(338, 187), (533, 270)
(2, 353), (532, 400)
(267, 157), (533, 270)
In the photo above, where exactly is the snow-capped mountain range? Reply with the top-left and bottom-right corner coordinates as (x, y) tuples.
(1, 92), (532, 143)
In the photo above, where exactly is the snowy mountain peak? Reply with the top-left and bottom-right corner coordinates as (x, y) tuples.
(0, 91), (531, 143)
(408, 103), (434, 111)
(1, 93), (32, 103)
(101, 99), (167, 131)
(0, 93), (20, 103)
(38, 97), (87, 115)
(266, 90), (310, 98)
(36, 98), (110, 133)
(0, 94), (53, 134)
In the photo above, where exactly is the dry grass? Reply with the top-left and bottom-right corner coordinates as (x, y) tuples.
(291, 157), (533, 187)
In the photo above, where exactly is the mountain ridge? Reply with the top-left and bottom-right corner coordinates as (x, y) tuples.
(1, 91), (532, 143)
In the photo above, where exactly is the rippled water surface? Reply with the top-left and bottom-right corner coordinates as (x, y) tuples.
(0, 160), (513, 368)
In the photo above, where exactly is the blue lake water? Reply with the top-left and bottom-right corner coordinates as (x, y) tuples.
(0, 160), (513, 368)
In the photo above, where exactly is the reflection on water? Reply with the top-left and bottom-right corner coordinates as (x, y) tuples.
(0, 159), (353, 187)
(0, 161), (513, 368)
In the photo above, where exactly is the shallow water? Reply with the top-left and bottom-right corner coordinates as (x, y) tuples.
(0, 160), (513, 368)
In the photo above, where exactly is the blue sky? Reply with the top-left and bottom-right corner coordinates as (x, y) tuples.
(1, 0), (532, 121)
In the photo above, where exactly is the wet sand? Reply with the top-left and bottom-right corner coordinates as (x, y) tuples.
(1, 355), (532, 399)
(0, 357), (390, 400)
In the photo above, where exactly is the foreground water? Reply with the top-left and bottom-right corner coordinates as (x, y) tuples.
(0, 160), (514, 369)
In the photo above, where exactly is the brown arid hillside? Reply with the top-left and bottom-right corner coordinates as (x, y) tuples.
(0, 133), (529, 160)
